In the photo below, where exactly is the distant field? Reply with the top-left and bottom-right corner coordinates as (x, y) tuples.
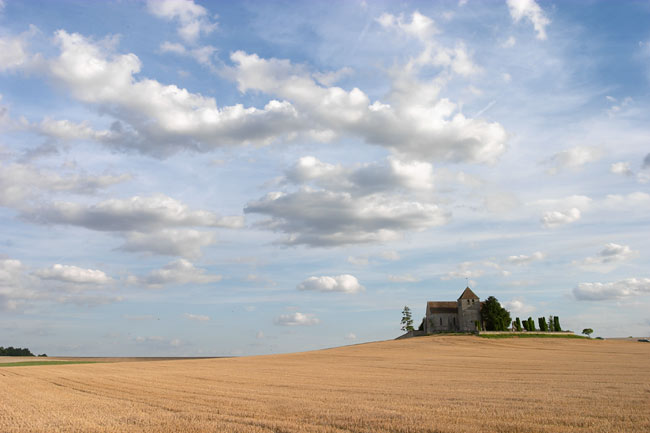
(1, 336), (648, 433)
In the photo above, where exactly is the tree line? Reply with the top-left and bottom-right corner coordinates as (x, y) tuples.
(0, 346), (47, 357)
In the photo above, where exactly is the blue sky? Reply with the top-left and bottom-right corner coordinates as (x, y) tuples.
(1, 0), (649, 356)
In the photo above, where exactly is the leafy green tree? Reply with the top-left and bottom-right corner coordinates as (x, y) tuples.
(527, 317), (536, 332)
(582, 328), (593, 337)
(538, 317), (548, 332)
(522, 318), (530, 331)
(400, 306), (414, 332)
(553, 316), (562, 332)
(480, 296), (511, 331)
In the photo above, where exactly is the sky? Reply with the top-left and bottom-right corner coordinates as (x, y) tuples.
(1, 0), (649, 356)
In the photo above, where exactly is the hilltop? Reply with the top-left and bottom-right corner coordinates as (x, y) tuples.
(1, 336), (649, 432)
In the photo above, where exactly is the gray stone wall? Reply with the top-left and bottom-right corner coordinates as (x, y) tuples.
(457, 298), (481, 331)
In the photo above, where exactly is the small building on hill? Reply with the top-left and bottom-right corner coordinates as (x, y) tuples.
(424, 287), (482, 333)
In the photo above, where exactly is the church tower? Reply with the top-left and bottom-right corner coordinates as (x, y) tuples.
(457, 286), (481, 331)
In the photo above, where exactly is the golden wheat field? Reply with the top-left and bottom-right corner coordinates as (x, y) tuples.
(1, 336), (649, 433)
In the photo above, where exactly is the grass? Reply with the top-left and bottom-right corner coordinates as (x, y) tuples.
(479, 332), (589, 339)
(0, 360), (99, 367)
(0, 336), (648, 432)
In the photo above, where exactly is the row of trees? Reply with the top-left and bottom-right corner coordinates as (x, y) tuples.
(513, 315), (562, 332)
(0, 346), (34, 356)
(0, 346), (47, 357)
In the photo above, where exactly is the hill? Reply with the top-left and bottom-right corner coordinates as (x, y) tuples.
(1, 336), (649, 432)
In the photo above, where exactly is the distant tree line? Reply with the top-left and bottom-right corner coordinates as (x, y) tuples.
(513, 315), (562, 332)
(0, 346), (47, 357)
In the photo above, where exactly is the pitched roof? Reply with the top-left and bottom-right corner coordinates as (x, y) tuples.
(427, 301), (457, 314)
(458, 287), (479, 300)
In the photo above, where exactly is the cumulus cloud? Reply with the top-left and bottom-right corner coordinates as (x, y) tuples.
(507, 0), (550, 40)
(504, 298), (535, 314)
(274, 312), (320, 326)
(545, 146), (602, 174)
(284, 156), (434, 194)
(297, 274), (364, 294)
(1, 258), (119, 309)
(119, 229), (216, 259)
(22, 194), (243, 232)
(128, 259), (221, 288)
(610, 161), (633, 177)
(574, 243), (638, 272)
(573, 278), (650, 301)
(33, 264), (111, 285)
(376, 11), (439, 41)
(643, 153), (650, 169)
(507, 251), (545, 265)
(0, 163), (131, 208)
(228, 45), (505, 164)
(48, 30), (301, 157)
(0, 26), (39, 72)
(541, 208), (581, 228)
(184, 313), (210, 321)
(146, 0), (217, 43)
(159, 41), (217, 68)
(245, 188), (449, 247)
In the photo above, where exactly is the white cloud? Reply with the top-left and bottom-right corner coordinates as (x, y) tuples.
(256, 331), (264, 339)
(284, 156), (434, 194)
(541, 207), (581, 228)
(274, 312), (320, 326)
(545, 146), (603, 174)
(128, 259), (221, 288)
(573, 278), (650, 301)
(245, 188), (449, 246)
(507, 251), (545, 265)
(146, 0), (217, 43)
(22, 194), (243, 232)
(345, 332), (357, 340)
(184, 313), (210, 322)
(380, 250), (401, 261)
(297, 274), (364, 294)
(159, 41), (217, 68)
(388, 274), (420, 283)
(0, 163), (130, 208)
(507, 0), (550, 40)
(48, 31), (301, 157)
(610, 162), (633, 177)
(504, 299), (535, 315)
(119, 229), (216, 259)
(228, 46), (504, 165)
(376, 11), (439, 41)
(575, 243), (638, 272)
(33, 264), (111, 285)
(0, 27), (38, 72)
(502, 36), (516, 48)
(347, 256), (369, 266)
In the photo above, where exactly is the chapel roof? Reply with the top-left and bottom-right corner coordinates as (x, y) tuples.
(458, 286), (479, 300)
(427, 301), (457, 314)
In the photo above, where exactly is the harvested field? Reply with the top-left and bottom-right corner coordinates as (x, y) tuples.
(1, 336), (648, 433)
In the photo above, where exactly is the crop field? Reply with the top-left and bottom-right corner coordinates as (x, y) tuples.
(1, 336), (648, 433)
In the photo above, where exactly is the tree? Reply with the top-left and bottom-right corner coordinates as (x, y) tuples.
(514, 317), (522, 332)
(400, 306), (414, 332)
(582, 328), (593, 338)
(480, 296), (511, 331)
(538, 317), (548, 332)
(553, 316), (562, 332)
(527, 317), (536, 332)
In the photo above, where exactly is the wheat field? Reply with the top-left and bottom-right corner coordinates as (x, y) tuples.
(1, 336), (648, 433)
